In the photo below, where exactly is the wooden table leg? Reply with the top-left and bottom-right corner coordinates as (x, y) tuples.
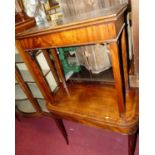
(54, 118), (69, 144)
(121, 29), (129, 90)
(128, 132), (138, 155)
(108, 42), (125, 117)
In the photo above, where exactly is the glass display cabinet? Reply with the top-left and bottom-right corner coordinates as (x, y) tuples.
(16, 1), (138, 155)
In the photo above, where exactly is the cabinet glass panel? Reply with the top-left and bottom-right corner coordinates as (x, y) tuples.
(37, 99), (49, 112)
(15, 84), (27, 100)
(15, 99), (36, 113)
(45, 71), (57, 91)
(57, 45), (114, 84)
(15, 53), (23, 63)
(16, 63), (34, 82)
(27, 83), (44, 99)
(35, 51), (50, 75)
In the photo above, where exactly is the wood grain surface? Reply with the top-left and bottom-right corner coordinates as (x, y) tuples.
(48, 83), (138, 135)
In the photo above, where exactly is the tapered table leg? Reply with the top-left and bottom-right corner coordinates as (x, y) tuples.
(108, 42), (125, 117)
(128, 132), (138, 155)
(121, 29), (129, 90)
(54, 118), (69, 144)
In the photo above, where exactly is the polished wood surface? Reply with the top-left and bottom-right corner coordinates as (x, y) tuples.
(15, 2), (138, 154)
(16, 4), (126, 50)
(108, 42), (125, 116)
(16, 3), (131, 117)
(15, 12), (36, 34)
(16, 4), (126, 36)
(121, 29), (129, 89)
(48, 83), (138, 135)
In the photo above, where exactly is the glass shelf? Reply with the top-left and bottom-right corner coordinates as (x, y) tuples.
(69, 66), (114, 84)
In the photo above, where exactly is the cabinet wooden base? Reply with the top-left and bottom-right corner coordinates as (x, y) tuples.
(48, 83), (138, 135)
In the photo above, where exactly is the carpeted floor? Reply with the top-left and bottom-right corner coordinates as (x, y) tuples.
(15, 117), (139, 155)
